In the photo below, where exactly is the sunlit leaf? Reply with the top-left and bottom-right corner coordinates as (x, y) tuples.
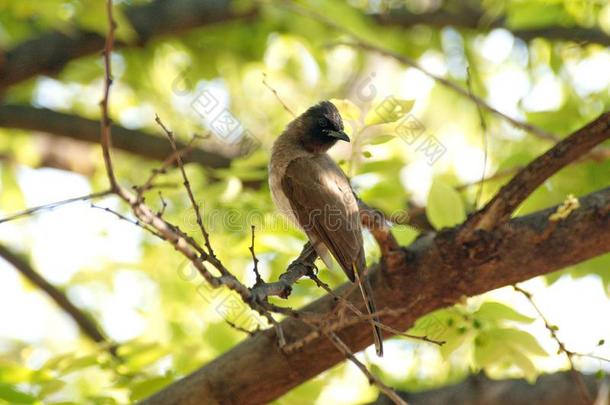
(365, 99), (414, 126)
(475, 302), (535, 324)
(426, 180), (466, 229)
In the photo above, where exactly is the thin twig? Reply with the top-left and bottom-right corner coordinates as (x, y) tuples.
(466, 66), (488, 209)
(513, 285), (592, 404)
(155, 115), (216, 258)
(323, 330), (408, 405)
(99, 0), (118, 190)
(91, 203), (164, 240)
(0, 190), (111, 224)
(262, 72), (296, 117)
(249, 225), (263, 286)
(309, 273), (444, 345)
(135, 134), (200, 201)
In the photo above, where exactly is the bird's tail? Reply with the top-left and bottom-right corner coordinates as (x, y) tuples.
(354, 264), (384, 357)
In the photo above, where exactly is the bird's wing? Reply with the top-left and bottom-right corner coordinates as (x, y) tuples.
(281, 155), (364, 281)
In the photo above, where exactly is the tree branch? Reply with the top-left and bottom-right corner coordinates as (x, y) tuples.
(0, 0), (256, 91)
(462, 111), (610, 235)
(0, 104), (231, 169)
(0, 244), (109, 345)
(375, 8), (610, 47)
(373, 371), (608, 405)
(142, 184), (610, 404)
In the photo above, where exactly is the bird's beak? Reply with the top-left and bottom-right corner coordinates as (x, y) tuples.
(328, 130), (350, 142)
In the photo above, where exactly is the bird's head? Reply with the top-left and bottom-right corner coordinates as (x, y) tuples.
(292, 101), (350, 154)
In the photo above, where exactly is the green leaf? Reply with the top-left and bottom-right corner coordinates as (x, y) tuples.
(129, 376), (174, 402)
(0, 383), (36, 404)
(366, 134), (395, 145)
(362, 151), (372, 158)
(474, 334), (505, 367)
(0, 361), (33, 384)
(365, 99), (414, 125)
(118, 342), (169, 373)
(488, 328), (548, 356)
(329, 99), (361, 121)
(426, 180), (466, 229)
(38, 380), (66, 398)
(509, 348), (538, 382)
(475, 302), (535, 324)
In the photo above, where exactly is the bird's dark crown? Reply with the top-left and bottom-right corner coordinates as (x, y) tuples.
(293, 101), (348, 154)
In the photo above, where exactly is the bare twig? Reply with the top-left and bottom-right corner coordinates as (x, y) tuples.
(282, 273), (444, 353)
(249, 225), (263, 286)
(135, 134), (200, 201)
(0, 244), (110, 346)
(262, 72), (296, 117)
(466, 66), (489, 209)
(0, 190), (111, 224)
(155, 115), (216, 258)
(250, 242), (318, 300)
(323, 330), (408, 405)
(91, 204), (164, 240)
(513, 285), (592, 404)
(100, 0), (118, 191)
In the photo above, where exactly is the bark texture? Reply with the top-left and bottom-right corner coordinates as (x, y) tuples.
(143, 186), (610, 405)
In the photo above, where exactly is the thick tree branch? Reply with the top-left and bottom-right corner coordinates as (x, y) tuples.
(373, 372), (609, 405)
(0, 105), (231, 169)
(375, 8), (610, 47)
(0, 244), (109, 345)
(462, 111), (610, 235)
(0, 0), (256, 91)
(143, 185), (610, 404)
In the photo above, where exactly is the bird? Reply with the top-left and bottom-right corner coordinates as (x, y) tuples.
(268, 100), (383, 356)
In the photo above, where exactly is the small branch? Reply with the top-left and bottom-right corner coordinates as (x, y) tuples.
(250, 242), (318, 300)
(0, 190), (111, 224)
(0, 244), (110, 346)
(249, 225), (263, 286)
(513, 285), (592, 404)
(155, 115), (216, 258)
(285, 274), (445, 353)
(466, 66), (488, 209)
(134, 134), (200, 201)
(375, 8), (610, 47)
(99, 0), (118, 191)
(323, 330), (408, 405)
(461, 112), (610, 236)
(262, 73), (296, 118)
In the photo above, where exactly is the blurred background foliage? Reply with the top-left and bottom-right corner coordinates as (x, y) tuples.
(0, 0), (609, 403)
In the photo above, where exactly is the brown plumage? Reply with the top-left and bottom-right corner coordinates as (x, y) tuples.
(269, 101), (384, 356)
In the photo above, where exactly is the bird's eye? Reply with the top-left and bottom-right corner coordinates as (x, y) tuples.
(318, 118), (327, 128)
